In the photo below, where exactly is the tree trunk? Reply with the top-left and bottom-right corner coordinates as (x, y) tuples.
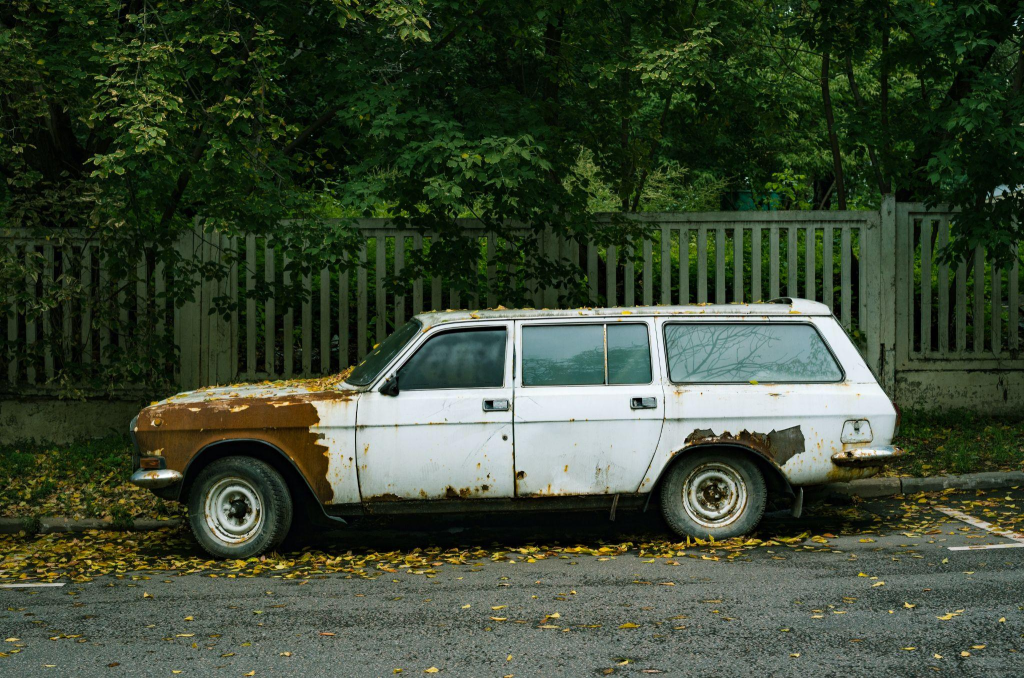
(820, 52), (846, 210)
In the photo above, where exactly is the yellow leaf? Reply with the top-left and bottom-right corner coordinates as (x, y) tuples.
(619, 623), (639, 629)
(871, 582), (885, 587)
(999, 617), (1006, 623)
(972, 645), (985, 650)
(904, 602), (915, 609)
(902, 647), (916, 651)
(491, 605), (506, 610)
(934, 654), (943, 659)
(461, 604), (471, 609)
(960, 651), (970, 658)
(184, 616), (193, 621)
(425, 668), (440, 674)
(280, 651), (293, 657)
(507, 655), (512, 661)
(789, 653), (800, 658)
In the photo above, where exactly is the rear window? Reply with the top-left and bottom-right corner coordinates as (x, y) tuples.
(522, 323), (652, 386)
(663, 322), (843, 383)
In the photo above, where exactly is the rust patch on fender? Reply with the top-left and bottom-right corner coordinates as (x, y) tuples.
(684, 425), (805, 466)
(134, 389), (356, 504)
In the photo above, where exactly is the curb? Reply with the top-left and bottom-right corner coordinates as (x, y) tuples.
(822, 470), (1024, 500)
(0, 517), (182, 535)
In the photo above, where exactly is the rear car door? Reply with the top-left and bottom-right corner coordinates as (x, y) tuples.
(356, 322), (515, 502)
(512, 318), (665, 496)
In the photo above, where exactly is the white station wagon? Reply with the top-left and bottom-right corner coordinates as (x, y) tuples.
(131, 298), (900, 558)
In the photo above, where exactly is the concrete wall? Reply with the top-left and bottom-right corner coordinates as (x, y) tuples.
(0, 398), (147, 445)
(895, 370), (1024, 416)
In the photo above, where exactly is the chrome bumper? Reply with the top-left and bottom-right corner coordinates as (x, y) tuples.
(130, 469), (183, 489)
(831, 445), (903, 466)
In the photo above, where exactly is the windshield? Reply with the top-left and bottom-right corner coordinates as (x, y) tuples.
(346, 319), (422, 386)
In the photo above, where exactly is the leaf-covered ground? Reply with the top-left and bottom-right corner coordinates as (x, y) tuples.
(889, 411), (1024, 477)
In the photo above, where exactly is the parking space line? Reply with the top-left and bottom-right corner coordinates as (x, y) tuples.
(935, 506), (1024, 551)
(0, 583), (66, 588)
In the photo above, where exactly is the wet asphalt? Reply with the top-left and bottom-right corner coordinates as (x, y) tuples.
(1, 489), (1023, 677)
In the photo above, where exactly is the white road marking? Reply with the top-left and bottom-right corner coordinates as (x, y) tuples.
(0, 583), (66, 588)
(935, 506), (1024, 551)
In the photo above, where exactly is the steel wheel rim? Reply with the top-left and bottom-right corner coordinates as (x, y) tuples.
(682, 462), (747, 529)
(204, 476), (263, 545)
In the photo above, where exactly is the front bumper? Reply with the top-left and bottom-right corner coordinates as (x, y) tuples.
(130, 468), (183, 489)
(831, 445), (903, 466)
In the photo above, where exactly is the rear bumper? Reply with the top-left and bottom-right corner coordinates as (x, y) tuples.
(130, 469), (183, 489)
(831, 445), (903, 466)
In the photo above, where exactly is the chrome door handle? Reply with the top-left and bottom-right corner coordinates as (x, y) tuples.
(482, 398), (510, 412)
(630, 397), (657, 410)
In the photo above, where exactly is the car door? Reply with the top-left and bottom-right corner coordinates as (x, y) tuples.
(355, 322), (515, 502)
(512, 318), (665, 496)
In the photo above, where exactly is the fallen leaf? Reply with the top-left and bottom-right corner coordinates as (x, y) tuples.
(619, 623), (639, 629)
(425, 668), (440, 674)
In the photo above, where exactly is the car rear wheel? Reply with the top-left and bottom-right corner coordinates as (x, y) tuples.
(660, 450), (766, 540)
(188, 456), (292, 559)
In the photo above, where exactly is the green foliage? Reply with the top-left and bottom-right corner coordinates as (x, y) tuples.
(893, 409), (1024, 477)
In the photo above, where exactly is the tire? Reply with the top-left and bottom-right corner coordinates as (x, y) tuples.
(660, 449), (767, 540)
(187, 456), (293, 559)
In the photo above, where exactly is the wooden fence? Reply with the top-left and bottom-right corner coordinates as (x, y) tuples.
(3, 197), (1022, 410)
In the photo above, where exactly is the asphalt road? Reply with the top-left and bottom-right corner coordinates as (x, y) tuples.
(2, 489), (1023, 677)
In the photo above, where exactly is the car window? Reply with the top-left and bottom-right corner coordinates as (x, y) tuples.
(522, 323), (651, 386)
(398, 328), (506, 390)
(663, 322), (843, 383)
(522, 325), (604, 386)
(607, 324), (652, 384)
(347, 319), (422, 386)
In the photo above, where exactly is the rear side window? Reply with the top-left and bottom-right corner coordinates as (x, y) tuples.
(663, 323), (843, 383)
(398, 328), (506, 390)
(522, 323), (652, 386)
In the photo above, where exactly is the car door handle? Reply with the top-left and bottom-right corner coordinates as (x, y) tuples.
(482, 398), (510, 412)
(630, 397), (658, 410)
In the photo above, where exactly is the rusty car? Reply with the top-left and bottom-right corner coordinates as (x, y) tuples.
(130, 298), (901, 558)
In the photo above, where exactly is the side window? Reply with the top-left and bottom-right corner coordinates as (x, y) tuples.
(398, 328), (506, 390)
(522, 323), (651, 386)
(663, 323), (843, 383)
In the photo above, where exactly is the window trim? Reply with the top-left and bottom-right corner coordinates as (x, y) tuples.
(520, 321), (655, 388)
(661, 320), (846, 385)
(393, 325), (510, 392)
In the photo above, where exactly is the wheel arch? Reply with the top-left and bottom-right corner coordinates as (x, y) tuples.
(178, 439), (339, 524)
(650, 442), (795, 503)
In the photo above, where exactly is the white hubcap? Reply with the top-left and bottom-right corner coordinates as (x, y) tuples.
(682, 462), (748, 529)
(204, 477), (263, 544)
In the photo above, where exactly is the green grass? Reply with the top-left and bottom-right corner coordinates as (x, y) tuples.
(890, 410), (1024, 477)
(0, 436), (181, 521)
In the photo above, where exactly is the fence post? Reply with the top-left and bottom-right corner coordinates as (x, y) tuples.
(877, 195), (897, 396)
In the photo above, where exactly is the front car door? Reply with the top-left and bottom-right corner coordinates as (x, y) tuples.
(512, 317), (665, 496)
(356, 322), (515, 502)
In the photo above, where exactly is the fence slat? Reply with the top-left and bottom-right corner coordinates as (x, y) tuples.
(625, 246), (636, 307)
(486, 233), (497, 309)
(227, 235), (238, 384)
(26, 245), (37, 384)
(697, 227), (708, 304)
(606, 245), (618, 306)
(823, 225), (833, 312)
(1009, 250), (1019, 351)
(375, 236), (386, 341)
(804, 225), (815, 301)
(587, 243), (598, 304)
(956, 258), (967, 354)
(7, 243), (17, 383)
(357, 242), (368, 359)
(81, 245), (92, 366)
(660, 228), (671, 305)
(991, 256), (1002, 355)
(320, 267), (330, 373)
(973, 246), (985, 353)
(841, 225), (852, 330)
(43, 244), (54, 380)
(283, 253), (293, 378)
(245, 235), (256, 376)
(412, 234), (424, 315)
(920, 219), (932, 353)
(62, 246), (72, 367)
(338, 263), (350, 369)
(264, 243), (276, 375)
(679, 228), (689, 304)
(395, 235), (406, 326)
(787, 225), (798, 298)
(733, 226), (743, 303)
(643, 238), (653, 306)
(769, 227), (780, 300)
(937, 218), (950, 353)
(751, 227), (760, 302)
(715, 227), (725, 304)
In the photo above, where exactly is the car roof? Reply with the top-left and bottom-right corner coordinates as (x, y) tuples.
(414, 297), (833, 326)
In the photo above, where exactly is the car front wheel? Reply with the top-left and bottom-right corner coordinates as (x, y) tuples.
(188, 456), (292, 559)
(660, 450), (767, 540)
